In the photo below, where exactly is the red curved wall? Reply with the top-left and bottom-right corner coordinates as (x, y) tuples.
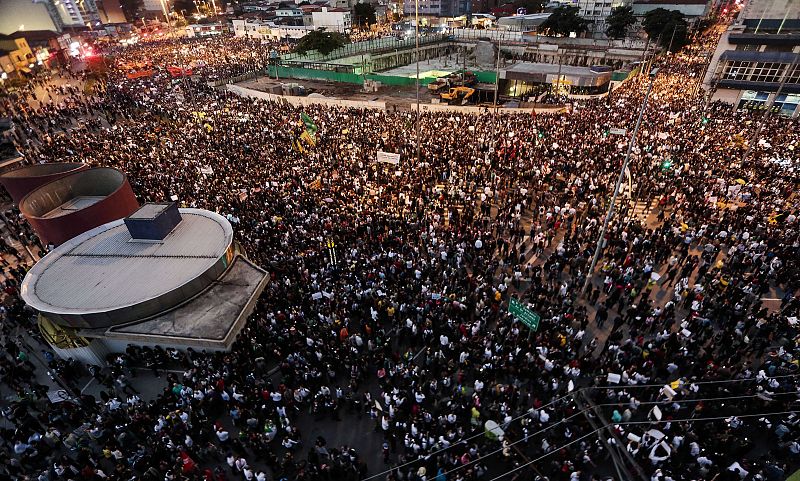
(0, 164), (88, 205)
(26, 179), (139, 246)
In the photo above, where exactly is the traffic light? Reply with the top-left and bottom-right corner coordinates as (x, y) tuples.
(661, 159), (673, 170)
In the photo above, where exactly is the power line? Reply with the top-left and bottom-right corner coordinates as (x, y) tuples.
(428, 409), (591, 481)
(360, 391), (576, 481)
(371, 387), (796, 481)
(486, 410), (800, 481)
(595, 391), (799, 408)
(593, 373), (800, 390)
(362, 374), (798, 481)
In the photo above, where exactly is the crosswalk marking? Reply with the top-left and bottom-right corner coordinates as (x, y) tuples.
(613, 198), (659, 221)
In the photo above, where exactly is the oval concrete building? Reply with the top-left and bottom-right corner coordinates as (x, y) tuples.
(20, 203), (269, 362)
(0, 162), (87, 205)
(19, 167), (139, 246)
(22, 207), (234, 330)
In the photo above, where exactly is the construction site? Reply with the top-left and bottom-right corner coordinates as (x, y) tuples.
(230, 32), (649, 109)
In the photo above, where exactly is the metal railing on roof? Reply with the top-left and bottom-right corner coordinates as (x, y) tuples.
(281, 34), (448, 62)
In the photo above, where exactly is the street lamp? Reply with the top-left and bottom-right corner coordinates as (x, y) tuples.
(582, 68), (659, 294)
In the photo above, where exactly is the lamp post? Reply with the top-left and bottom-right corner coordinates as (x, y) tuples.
(582, 68), (659, 294)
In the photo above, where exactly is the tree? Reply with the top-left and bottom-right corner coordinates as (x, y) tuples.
(352, 2), (377, 27)
(605, 6), (635, 39)
(513, 0), (545, 14)
(119, 0), (143, 22)
(643, 8), (689, 51)
(295, 30), (350, 56)
(539, 6), (589, 37)
(173, 0), (196, 15)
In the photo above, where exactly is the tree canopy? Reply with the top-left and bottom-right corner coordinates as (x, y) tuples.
(353, 2), (377, 27)
(539, 6), (589, 37)
(119, 0), (143, 22)
(296, 30), (351, 56)
(172, 0), (195, 15)
(643, 8), (690, 51)
(513, 0), (545, 14)
(605, 6), (636, 39)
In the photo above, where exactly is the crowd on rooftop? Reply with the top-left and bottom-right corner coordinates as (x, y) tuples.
(0, 23), (799, 481)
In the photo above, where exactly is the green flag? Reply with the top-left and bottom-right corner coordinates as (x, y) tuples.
(301, 112), (317, 134)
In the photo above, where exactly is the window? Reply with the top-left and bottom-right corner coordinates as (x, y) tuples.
(738, 90), (769, 110)
(722, 60), (793, 83)
(773, 93), (800, 116)
(749, 62), (778, 82)
(789, 63), (800, 85)
(764, 45), (794, 52)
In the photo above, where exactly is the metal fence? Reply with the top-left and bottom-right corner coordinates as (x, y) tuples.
(281, 34), (448, 63)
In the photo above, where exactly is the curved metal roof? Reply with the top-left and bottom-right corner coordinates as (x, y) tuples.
(21, 209), (234, 328)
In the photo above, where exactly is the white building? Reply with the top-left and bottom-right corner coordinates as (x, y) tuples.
(231, 19), (311, 40)
(276, 5), (305, 18)
(184, 23), (229, 37)
(311, 7), (352, 30)
(576, 0), (631, 35)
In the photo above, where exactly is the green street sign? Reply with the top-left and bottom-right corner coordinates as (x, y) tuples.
(508, 297), (541, 331)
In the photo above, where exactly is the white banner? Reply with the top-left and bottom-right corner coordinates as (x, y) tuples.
(376, 151), (401, 165)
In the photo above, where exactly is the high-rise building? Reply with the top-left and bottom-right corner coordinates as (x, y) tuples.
(0, 0), (104, 34)
(703, 0), (800, 116)
(36, 0), (103, 28)
(0, 0), (59, 34)
(97, 0), (127, 23)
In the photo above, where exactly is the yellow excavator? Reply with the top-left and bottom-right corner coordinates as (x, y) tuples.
(441, 87), (475, 105)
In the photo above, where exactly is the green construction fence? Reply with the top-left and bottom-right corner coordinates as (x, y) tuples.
(267, 65), (497, 87)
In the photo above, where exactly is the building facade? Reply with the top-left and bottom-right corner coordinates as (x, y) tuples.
(703, 0), (800, 116)
(0, 35), (35, 73)
(632, 0), (710, 18)
(311, 7), (352, 30)
(402, 0), (471, 18)
(232, 19), (312, 40)
(576, 0), (631, 35)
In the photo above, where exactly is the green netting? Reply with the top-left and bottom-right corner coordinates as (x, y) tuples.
(268, 65), (364, 84)
(267, 65), (498, 88)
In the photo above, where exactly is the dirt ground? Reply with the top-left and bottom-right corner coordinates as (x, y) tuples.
(237, 75), (454, 111)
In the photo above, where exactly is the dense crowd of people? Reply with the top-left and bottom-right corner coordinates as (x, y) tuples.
(1, 21), (800, 481)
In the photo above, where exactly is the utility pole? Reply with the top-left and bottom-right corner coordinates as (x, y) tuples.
(493, 35), (501, 115)
(573, 391), (649, 481)
(552, 51), (563, 96)
(414, 0), (421, 167)
(582, 68), (659, 294)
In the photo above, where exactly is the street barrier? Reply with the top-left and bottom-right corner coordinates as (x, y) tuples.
(226, 84), (387, 110)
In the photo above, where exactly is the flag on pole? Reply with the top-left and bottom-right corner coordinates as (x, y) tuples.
(301, 112), (318, 134)
(300, 129), (317, 147)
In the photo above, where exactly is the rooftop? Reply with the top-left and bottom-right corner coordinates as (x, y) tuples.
(10, 30), (59, 41)
(127, 202), (171, 220)
(21, 209), (233, 317)
(105, 256), (268, 348)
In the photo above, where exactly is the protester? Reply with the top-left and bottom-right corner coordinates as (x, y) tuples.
(0, 24), (799, 481)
